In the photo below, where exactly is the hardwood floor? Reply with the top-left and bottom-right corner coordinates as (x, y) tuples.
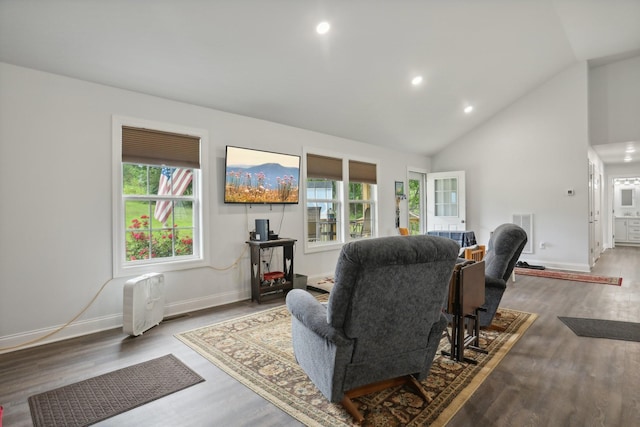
(449, 246), (640, 427)
(1, 247), (639, 426)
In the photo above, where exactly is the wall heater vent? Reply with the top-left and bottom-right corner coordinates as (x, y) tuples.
(123, 272), (165, 336)
(512, 214), (533, 254)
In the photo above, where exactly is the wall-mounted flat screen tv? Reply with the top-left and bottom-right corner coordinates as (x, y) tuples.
(224, 146), (300, 204)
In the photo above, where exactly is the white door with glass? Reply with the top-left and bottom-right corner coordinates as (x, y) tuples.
(427, 171), (466, 231)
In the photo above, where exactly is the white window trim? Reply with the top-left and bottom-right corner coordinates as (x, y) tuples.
(407, 166), (428, 235)
(306, 186), (344, 253)
(346, 154), (379, 242)
(347, 197), (377, 240)
(303, 147), (379, 254)
(112, 115), (210, 278)
(303, 147), (343, 254)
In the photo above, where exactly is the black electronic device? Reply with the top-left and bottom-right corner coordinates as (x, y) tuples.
(255, 219), (269, 242)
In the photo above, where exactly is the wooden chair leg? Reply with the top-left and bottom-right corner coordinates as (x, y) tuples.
(407, 375), (432, 403)
(341, 375), (431, 424)
(341, 395), (365, 424)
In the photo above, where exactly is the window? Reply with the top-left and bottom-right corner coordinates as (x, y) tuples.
(434, 177), (458, 216)
(122, 165), (195, 260)
(304, 152), (377, 252)
(348, 160), (377, 239)
(306, 154), (342, 246)
(112, 117), (208, 277)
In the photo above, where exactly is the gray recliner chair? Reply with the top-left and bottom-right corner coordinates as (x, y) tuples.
(478, 223), (528, 327)
(286, 235), (459, 422)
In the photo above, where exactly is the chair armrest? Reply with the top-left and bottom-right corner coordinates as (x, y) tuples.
(485, 276), (507, 291)
(286, 290), (351, 345)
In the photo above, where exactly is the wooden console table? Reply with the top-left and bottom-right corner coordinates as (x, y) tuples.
(246, 238), (296, 303)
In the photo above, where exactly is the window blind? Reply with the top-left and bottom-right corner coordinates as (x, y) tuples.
(349, 160), (377, 184)
(122, 126), (201, 169)
(307, 153), (342, 181)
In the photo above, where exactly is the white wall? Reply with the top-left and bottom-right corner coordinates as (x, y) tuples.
(0, 62), (428, 352)
(589, 55), (640, 248)
(589, 55), (640, 145)
(431, 62), (591, 271)
(605, 163), (640, 184)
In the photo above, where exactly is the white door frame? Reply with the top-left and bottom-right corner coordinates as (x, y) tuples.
(407, 168), (428, 234)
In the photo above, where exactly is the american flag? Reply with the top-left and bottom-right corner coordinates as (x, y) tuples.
(154, 167), (193, 224)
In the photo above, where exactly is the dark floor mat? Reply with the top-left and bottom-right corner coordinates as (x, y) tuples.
(558, 317), (640, 342)
(28, 354), (204, 427)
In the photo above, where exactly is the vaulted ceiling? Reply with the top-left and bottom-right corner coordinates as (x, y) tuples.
(1, 0), (639, 158)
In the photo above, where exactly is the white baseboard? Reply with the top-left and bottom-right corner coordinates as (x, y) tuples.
(0, 289), (250, 355)
(0, 313), (122, 354)
(164, 289), (250, 317)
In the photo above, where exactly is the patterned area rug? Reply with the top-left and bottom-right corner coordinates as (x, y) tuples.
(515, 268), (622, 286)
(176, 295), (536, 426)
(28, 354), (204, 427)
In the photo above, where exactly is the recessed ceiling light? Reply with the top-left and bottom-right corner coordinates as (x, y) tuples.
(411, 76), (423, 86)
(464, 105), (474, 114)
(316, 21), (330, 34)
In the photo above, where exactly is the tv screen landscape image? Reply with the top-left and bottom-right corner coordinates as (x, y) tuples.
(224, 146), (300, 204)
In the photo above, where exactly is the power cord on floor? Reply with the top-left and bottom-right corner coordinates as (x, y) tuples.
(0, 277), (113, 352)
(1, 245), (250, 352)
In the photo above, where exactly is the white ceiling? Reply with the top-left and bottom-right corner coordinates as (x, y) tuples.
(1, 0), (639, 158)
(592, 140), (640, 164)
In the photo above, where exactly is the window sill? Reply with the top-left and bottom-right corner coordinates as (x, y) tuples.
(114, 256), (208, 279)
(304, 241), (344, 254)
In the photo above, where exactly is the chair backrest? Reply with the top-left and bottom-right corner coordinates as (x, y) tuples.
(327, 235), (459, 365)
(399, 227), (409, 235)
(484, 223), (528, 281)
